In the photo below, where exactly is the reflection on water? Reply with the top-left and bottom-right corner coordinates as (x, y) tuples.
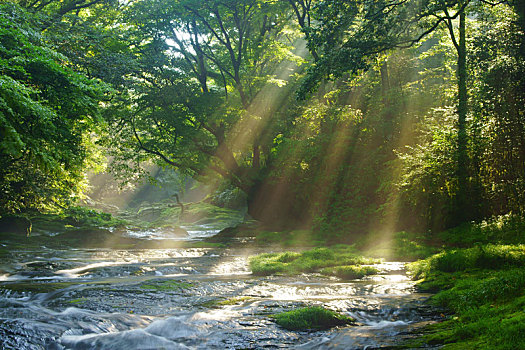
(0, 227), (439, 349)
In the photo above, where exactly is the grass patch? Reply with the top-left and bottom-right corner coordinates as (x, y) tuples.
(321, 265), (379, 280)
(249, 246), (380, 276)
(140, 280), (193, 291)
(404, 243), (525, 349)
(271, 306), (354, 331)
(409, 244), (525, 278)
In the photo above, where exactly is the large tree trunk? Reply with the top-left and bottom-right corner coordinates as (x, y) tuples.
(455, 6), (469, 225)
(245, 178), (308, 228)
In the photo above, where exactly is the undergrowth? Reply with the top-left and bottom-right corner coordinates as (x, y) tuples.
(406, 240), (525, 349)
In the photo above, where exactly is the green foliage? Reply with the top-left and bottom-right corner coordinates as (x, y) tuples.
(271, 306), (353, 331)
(395, 107), (459, 231)
(0, 3), (108, 213)
(61, 206), (117, 227)
(1, 0), (523, 245)
(108, 0), (302, 205)
(394, 4), (525, 231)
(28, 206), (124, 233)
(249, 246), (379, 276)
(208, 185), (247, 210)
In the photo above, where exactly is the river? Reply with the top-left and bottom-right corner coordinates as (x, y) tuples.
(0, 223), (440, 349)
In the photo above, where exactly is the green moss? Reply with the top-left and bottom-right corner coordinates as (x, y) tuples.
(139, 280), (193, 291)
(0, 282), (75, 293)
(438, 214), (525, 247)
(217, 296), (253, 305)
(249, 245), (380, 276)
(403, 243), (525, 349)
(68, 298), (86, 304)
(321, 265), (379, 280)
(271, 306), (354, 331)
(250, 254), (287, 275)
(408, 295), (525, 349)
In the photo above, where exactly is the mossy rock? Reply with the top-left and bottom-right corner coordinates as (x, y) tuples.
(160, 225), (189, 237)
(205, 221), (260, 243)
(201, 296), (254, 308)
(271, 306), (354, 331)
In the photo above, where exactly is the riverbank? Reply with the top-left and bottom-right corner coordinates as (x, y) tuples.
(401, 215), (525, 349)
(244, 214), (525, 349)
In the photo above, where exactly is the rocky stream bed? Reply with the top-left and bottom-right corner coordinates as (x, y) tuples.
(0, 222), (442, 349)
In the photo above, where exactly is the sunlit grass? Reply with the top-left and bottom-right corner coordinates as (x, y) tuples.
(409, 244), (525, 278)
(249, 246), (380, 276)
(404, 243), (525, 349)
(320, 265), (379, 280)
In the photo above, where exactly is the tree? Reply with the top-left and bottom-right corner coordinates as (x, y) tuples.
(297, 0), (496, 226)
(109, 0), (305, 222)
(0, 3), (108, 213)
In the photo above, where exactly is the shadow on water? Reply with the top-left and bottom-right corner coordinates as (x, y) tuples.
(0, 224), (441, 349)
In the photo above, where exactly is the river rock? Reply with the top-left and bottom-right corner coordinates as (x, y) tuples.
(168, 226), (189, 237)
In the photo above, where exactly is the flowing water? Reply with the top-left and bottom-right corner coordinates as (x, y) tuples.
(0, 223), (440, 349)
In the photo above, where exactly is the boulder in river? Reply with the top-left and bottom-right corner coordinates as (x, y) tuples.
(166, 225), (189, 237)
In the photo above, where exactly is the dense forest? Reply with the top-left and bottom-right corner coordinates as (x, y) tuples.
(2, 0), (524, 235)
(1, 0), (525, 348)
